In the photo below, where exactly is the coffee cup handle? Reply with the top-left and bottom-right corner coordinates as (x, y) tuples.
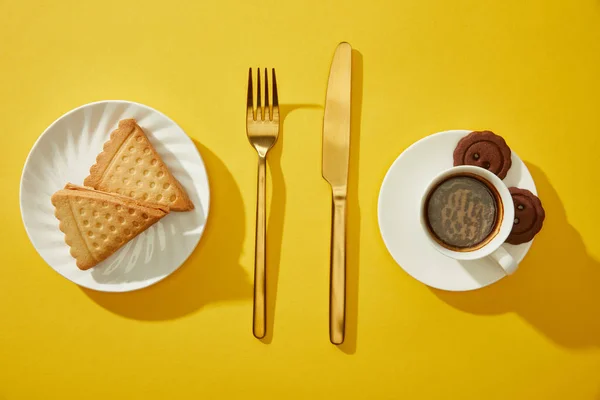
(488, 245), (518, 275)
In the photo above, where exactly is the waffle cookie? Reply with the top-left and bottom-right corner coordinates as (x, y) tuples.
(84, 119), (194, 211)
(51, 183), (169, 270)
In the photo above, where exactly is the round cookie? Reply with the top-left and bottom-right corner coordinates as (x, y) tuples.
(506, 187), (545, 245)
(453, 131), (512, 179)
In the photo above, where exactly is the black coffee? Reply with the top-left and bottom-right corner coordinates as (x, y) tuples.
(425, 175), (499, 250)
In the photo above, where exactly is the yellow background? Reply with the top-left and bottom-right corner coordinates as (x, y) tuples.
(1, 0), (600, 398)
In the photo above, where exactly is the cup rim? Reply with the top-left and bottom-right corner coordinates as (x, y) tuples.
(420, 165), (515, 261)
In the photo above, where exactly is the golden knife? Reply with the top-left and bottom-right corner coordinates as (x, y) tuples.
(322, 42), (352, 345)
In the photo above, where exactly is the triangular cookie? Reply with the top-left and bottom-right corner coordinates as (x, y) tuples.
(84, 119), (194, 211)
(51, 184), (169, 270)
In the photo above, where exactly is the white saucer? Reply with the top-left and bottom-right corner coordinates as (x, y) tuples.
(20, 100), (210, 292)
(378, 130), (537, 291)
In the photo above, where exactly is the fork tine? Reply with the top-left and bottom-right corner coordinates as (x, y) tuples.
(264, 68), (270, 121)
(272, 68), (279, 120)
(247, 68), (254, 121)
(256, 68), (262, 121)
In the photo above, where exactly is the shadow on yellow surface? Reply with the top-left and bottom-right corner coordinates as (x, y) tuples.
(434, 163), (600, 348)
(337, 49), (363, 355)
(82, 141), (252, 320)
(259, 102), (323, 344)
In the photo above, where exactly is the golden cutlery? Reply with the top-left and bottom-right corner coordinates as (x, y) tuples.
(246, 68), (280, 339)
(322, 43), (352, 345)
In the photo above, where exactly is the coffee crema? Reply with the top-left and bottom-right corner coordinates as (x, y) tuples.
(425, 174), (502, 251)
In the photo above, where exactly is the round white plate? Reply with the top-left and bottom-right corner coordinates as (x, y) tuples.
(378, 130), (536, 291)
(20, 100), (210, 292)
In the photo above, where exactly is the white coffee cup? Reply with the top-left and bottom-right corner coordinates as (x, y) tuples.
(420, 165), (517, 275)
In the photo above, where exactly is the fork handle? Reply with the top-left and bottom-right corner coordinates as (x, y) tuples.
(329, 194), (347, 345)
(253, 155), (267, 339)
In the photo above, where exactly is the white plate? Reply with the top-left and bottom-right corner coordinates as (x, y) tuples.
(20, 100), (209, 292)
(378, 130), (536, 291)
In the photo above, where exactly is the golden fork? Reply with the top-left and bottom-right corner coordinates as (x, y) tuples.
(246, 68), (280, 339)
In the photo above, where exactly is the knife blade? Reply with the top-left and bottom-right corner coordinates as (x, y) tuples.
(322, 42), (352, 345)
(322, 42), (352, 190)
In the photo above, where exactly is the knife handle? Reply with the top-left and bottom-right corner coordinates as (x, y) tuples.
(329, 194), (347, 345)
(253, 156), (267, 339)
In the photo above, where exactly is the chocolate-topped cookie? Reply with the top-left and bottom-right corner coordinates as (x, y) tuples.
(453, 131), (512, 179)
(507, 187), (545, 245)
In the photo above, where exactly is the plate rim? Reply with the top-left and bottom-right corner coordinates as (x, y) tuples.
(377, 129), (535, 291)
(19, 99), (210, 292)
